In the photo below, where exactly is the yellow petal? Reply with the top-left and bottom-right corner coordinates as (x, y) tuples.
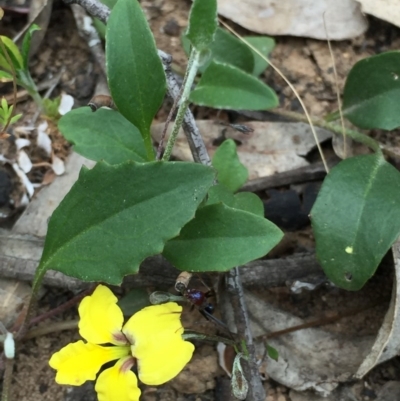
(123, 302), (184, 341)
(95, 357), (141, 401)
(79, 285), (126, 345)
(49, 340), (130, 385)
(122, 302), (194, 385)
(137, 334), (194, 385)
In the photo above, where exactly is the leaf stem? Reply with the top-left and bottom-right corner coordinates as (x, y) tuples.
(162, 48), (201, 161)
(272, 108), (382, 154)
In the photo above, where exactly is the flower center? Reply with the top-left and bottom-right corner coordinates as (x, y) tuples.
(112, 331), (130, 345)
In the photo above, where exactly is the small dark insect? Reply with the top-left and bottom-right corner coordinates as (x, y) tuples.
(175, 272), (229, 332)
(88, 95), (115, 112)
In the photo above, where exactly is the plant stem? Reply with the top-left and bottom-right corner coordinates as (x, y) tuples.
(1, 358), (14, 401)
(162, 49), (201, 161)
(273, 108), (382, 154)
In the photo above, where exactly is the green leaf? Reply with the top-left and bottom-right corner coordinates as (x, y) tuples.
(118, 288), (151, 316)
(43, 97), (62, 120)
(190, 61), (279, 110)
(0, 36), (23, 70)
(36, 161), (215, 284)
(182, 28), (254, 74)
(58, 107), (147, 164)
(310, 153), (400, 290)
(1, 97), (8, 113)
(266, 344), (279, 361)
(21, 24), (40, 70)
(163, 203), (283, 272)
(106, 0), (166, 157)
(233, 192), (264, 217)
(212, 139), (248, 192)
(206, 183), (235, 206)
(186, 0), (217, 51)
(342, 51), (400, 130)
(0, 70), (13, 80)
(9, 113), (22, 124)
(244, 36), (275, 76)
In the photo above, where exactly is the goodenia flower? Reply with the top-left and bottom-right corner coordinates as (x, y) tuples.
(49, 285), (194, 401)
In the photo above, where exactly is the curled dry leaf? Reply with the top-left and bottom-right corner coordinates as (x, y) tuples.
(355, 238), (400, 378)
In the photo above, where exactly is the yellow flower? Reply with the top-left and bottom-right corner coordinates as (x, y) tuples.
(49, 285), (194, 401)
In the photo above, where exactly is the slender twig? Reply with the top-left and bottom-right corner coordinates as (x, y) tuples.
(71, 4), (106, 76)
(23, 320), (79, 340)
(225, 268), (265, 401)
(63, 0), (111, 23)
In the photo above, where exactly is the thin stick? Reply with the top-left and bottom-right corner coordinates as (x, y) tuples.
(219, 18), (330, 174)
(323, 13), (347, 158)
(226, 267), (265, 401)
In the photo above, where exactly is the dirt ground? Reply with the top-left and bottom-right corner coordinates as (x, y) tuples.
(1, 0), (400, 400)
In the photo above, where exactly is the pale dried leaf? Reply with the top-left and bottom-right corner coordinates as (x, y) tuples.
(58, 93), (74, 116)
(17, 150), (33, 173)
(37, 122), (52, 156)
(12, 163), (34, 197)
(216, 0), (368, 40)
(358, 0), (400, 29)
(15, 138), (31, 150)
(51, 155), (65, 175)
